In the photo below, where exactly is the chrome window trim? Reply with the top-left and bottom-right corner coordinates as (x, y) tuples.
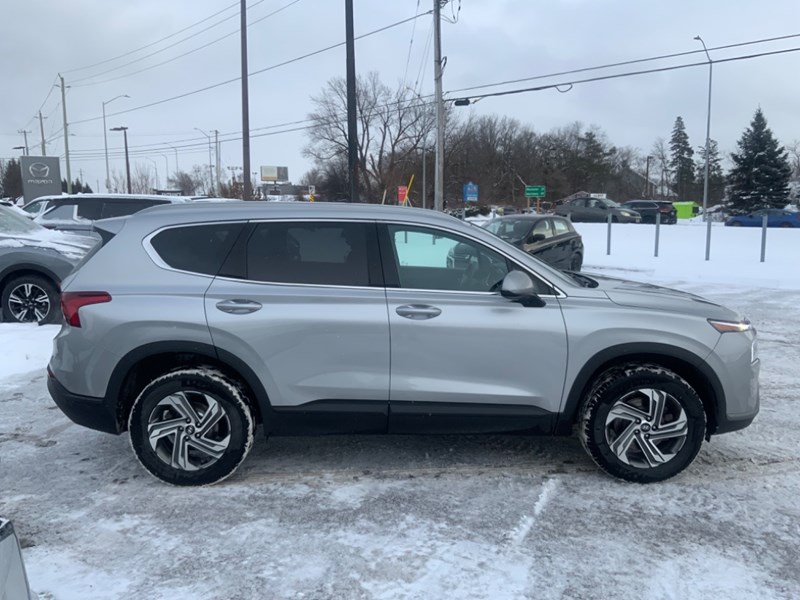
(142, 217), (567, 298)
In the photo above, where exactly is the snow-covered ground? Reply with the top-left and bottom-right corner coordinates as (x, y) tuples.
(1, 222), (799, 599)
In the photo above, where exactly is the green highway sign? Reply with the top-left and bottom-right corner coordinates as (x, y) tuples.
(525, 185), (546, 198)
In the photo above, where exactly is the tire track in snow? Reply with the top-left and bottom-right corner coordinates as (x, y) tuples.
(507, 478), (559, 546)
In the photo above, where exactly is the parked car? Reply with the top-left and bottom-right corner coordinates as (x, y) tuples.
(48, 202), (759, 486)
(479, 215), (583, 271)
(30, 194), (188, 233)
(0, 206), (96, 324)
(725, 209), (800, 228)
(554, 197), (641, 223)
(622, 200), (677, 224)
(0, 518), (35, 600)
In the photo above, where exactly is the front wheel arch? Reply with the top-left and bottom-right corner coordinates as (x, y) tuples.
(556, 345), (723, 437)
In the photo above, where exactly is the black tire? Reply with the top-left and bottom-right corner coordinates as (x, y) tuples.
(1, 275), (60, 324)
(730, 221), (743, 227)
(128, 368), (255, 486)
(570, 253), (583, 272)
(780, 222), (791, 228)
(611, 216), (619, 223)
(578, 363), (706, 483)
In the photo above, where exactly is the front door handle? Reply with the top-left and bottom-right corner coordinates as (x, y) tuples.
(216, 299), (262, 314)
(396, 304), (442, 320)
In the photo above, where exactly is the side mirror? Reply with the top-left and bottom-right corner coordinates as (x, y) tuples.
(598, 204), (607, 210)
(529, 233), (546, 243)
(500, 271), (546, 307)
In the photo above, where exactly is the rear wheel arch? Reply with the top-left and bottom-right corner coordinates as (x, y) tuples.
(107, 342), (271, 432)
(556, 344), (724, 437)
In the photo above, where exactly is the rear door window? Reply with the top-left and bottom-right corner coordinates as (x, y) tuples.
(245, 221), (373, 287)
(150, 223), (245, 275)
(552, 219), (571, 236)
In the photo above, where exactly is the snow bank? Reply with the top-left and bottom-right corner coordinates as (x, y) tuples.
(0, 324), (59, 381)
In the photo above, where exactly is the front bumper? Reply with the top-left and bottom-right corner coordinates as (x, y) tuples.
(47, 368), (120, 434)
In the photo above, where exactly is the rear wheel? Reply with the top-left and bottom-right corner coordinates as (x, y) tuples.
(1, 275), (60, 324)
(780, 222), (791, 228)
(579, 363), (706, 483)
(128, 368), (255, 486)
(730, 221), (743, 227)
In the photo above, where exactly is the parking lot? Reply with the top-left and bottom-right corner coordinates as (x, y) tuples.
(1, 222), (799, 599)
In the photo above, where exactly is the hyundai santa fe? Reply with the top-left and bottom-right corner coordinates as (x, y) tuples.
(47, 202), (759, 486)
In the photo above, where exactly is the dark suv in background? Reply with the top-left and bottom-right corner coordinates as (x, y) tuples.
(622, 200), (677, 224)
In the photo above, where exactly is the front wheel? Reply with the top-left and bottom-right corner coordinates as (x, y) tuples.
(128, 368), (255, 486)
(578, 363), (706, 483)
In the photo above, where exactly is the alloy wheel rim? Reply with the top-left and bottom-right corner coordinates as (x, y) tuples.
(147, 391), (231, 471)
(8, 283), (50, 322)
(604, 388), (688, 469)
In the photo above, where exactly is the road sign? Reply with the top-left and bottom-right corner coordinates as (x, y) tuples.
(398, 185), (408, 205)
(463, 182), (478, 203)
(308, 185), (315, 195)
(524, 185), (546, 198)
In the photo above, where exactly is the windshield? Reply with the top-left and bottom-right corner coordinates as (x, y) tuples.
(0, 205), (45, 235)
(483, 218), (532, 242)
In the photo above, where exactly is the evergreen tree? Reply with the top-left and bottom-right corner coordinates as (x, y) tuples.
(1, 159), (23, 198)
(728, 108), (792, 213)
(695, 139), (725, 205)
(669, 116), (695, 201)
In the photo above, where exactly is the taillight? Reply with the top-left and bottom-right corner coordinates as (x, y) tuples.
(61, 292), (111, 327)
(659, 207), (672, 212)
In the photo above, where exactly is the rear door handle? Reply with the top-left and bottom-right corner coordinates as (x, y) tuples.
(216, 299), (262, 314)
(396, 304), (442, 320)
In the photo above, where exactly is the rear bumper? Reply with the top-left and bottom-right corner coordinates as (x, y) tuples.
(47, 368), (120, 434)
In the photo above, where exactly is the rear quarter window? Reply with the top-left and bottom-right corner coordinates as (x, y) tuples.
(150, 223), (245, 275)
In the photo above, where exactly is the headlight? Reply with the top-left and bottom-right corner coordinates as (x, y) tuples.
(708, 318), (752, 333)
(620, 210), (634, 217)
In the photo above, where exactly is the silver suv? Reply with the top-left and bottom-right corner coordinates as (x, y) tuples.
(47, 203), (760, 485)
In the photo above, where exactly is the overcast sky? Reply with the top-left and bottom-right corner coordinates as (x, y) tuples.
(2, 0), (799, 193)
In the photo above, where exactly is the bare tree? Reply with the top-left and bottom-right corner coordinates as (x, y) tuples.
(651, 137), (670, 199)
(130, 163), (155, 194)
(304, 72), (436, 202)
(109, 168), (127, 193)
(167, 169), (203, 195)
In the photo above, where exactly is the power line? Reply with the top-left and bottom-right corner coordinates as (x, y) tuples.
(62, 1), (241, 74)
(456, 45), (800, 103)
(68, 10), (433, 127)
(450, 31), (800, 96)
(71, 0), (297, 88)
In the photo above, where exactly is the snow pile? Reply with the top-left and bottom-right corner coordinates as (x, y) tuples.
(0, 324), (59, 380)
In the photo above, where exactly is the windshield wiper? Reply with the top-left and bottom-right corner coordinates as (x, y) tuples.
(563, 270), (598, 288)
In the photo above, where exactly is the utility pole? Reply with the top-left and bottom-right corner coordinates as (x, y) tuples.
(433, 0), (445, 211)
(213, 129), (221, 195)
(695, 35), (713, 261)
(37, 113), (47, 155)
(195, 128), (214, 194)
(645, 155), (652, 198)
(17, 130), (31, 156)
(345, 0), (359, 203)
(422, 144), (427, 209)
(166, 143), (179, 173)
(59, 75), (72, 193)
(240, 0), (252, 200)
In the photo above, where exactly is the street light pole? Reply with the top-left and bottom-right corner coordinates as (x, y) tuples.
(59, 75), (72, 194)
(695, 35), (713, 261)
(645, 155), (652, 198)
(144, 157), (159, 190)
(103, 94), (129, 192)
(165, 143), (179, 173)
(110, 126), (131, 194)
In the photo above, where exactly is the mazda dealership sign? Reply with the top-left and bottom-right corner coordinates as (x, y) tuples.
(20, 156), (62, 203)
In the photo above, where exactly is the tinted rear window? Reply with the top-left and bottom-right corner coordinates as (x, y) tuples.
(246, 221), (370, 286)
(151, 223), (244, 275)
